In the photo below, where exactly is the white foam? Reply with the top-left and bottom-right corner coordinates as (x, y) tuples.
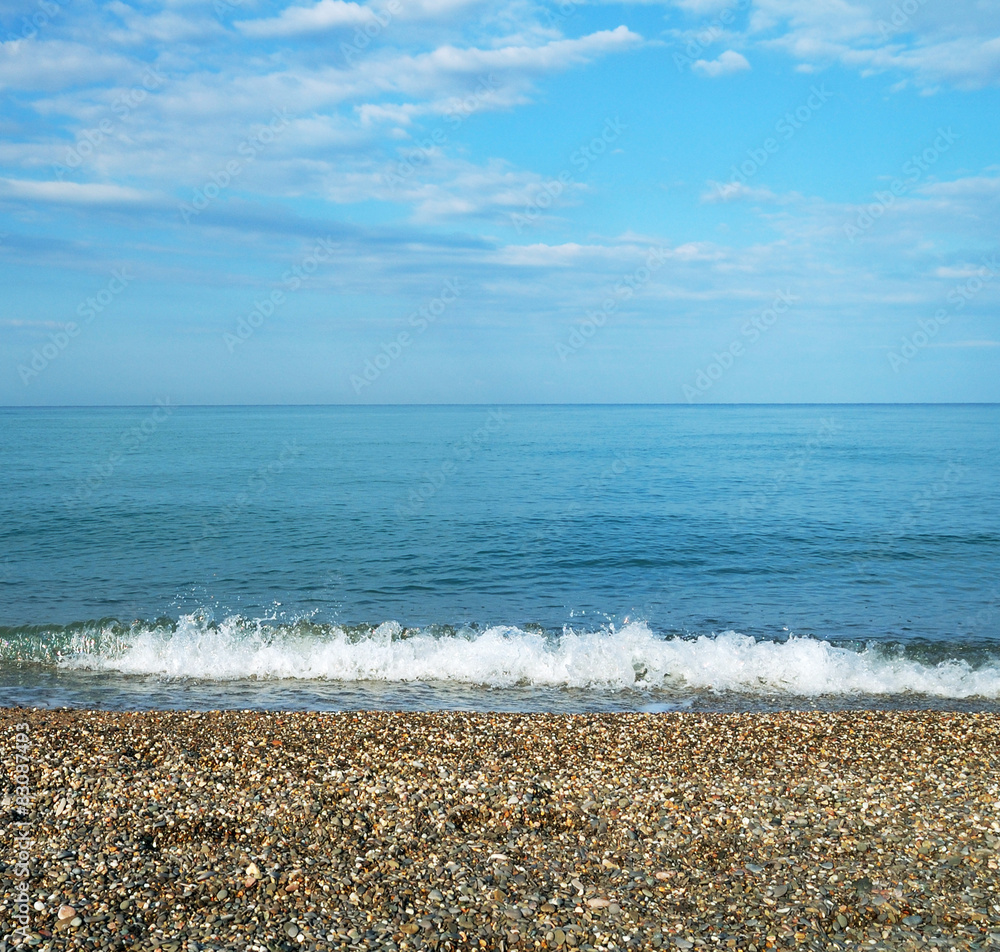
(60, 616), (1000, 698)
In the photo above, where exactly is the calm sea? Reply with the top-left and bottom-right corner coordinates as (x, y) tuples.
(1, 404), (998, 711)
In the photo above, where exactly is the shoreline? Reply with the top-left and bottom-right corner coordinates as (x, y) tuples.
(2, 710), (999, 951)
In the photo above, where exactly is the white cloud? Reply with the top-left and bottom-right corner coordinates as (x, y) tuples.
(609, 0), (1000, 89)
(702, 182), (783, 203)
(381, 156), (588, 223)
(236, 0), (371, 38)
(1, 0), (995, 348)
(0, 178), (151, 205)
(104, 2), (224, 44)
(674, 0), (737, 12)
(407, 27), (641, 77)
(497, 242), (591, 267)
(0, 10), (642, 232)
(236, 0), (492, 37)
(750, 0), (1000, 89)
(692, 49), (750, 76)
(0, 41), (136, 92)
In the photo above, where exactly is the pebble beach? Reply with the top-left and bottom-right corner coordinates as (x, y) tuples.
(2, 710), (999, 952)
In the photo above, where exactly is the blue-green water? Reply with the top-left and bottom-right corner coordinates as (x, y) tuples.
(1, 404), (999, 710)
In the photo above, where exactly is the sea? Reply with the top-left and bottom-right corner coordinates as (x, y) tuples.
(1, 404), (999, 713)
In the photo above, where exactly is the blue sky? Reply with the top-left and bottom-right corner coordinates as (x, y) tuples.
(1, 0), (998, 404)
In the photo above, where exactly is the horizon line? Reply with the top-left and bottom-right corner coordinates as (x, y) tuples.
(2, 401), (999, 409)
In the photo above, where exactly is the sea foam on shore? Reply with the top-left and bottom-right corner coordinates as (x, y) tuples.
(4, 615), (997, 701)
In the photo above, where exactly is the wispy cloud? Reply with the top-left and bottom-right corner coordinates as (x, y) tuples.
(1, 0), (998, 404)
(236, 0), (373, 38)
(0, 178), (152, 205)
(749, 0), (1000, 89)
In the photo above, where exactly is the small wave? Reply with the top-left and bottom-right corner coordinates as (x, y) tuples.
(3, 615), (999, 698)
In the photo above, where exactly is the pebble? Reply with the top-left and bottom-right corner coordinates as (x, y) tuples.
(1, 709), (998, 951)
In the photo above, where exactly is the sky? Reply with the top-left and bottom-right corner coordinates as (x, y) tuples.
(0, 0), (998, 405)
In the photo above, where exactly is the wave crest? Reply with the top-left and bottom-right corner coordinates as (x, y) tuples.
(4, 615), (991, 698)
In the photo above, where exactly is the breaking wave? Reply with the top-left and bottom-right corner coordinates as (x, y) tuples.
(3, 615), (999, 699)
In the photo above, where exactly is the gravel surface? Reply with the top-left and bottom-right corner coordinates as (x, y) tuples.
(2, 710), (999, 951)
